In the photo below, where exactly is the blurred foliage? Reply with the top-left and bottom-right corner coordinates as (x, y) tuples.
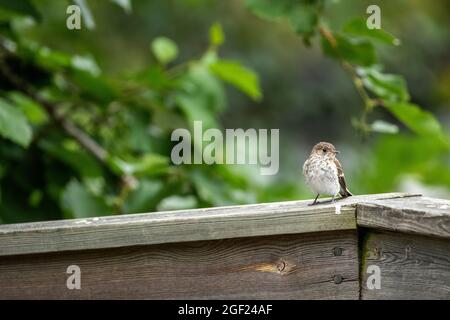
(0, 0), (270, 223)
(0, 0), (449, 224)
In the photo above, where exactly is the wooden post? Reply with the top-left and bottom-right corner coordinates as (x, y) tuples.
(357, 196), (450, 299)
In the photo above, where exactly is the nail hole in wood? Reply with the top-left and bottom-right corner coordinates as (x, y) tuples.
(333, 247), (343, 256)
(334, 275), (343, 284)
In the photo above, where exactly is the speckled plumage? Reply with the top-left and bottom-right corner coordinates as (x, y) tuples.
(303, 142), (352, 205)
(303, 155), (340, 196)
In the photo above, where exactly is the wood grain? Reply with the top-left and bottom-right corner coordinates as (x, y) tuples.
(0, 230), (359, 300)
(357, 196), (450, 239)
(0, 192), (416, 257)
(360, 230), (450, 300)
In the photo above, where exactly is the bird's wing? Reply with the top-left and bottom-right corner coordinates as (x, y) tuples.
(334, 158), (352, 197)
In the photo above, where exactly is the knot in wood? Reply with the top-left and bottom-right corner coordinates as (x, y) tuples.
(277, 260), (286, 272)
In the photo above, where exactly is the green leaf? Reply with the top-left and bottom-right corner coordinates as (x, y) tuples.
(358, 67), (409, 102)
(8, 92), (48, 125)
(321, 33), (377, 66)
(371, 120), (399, 134)
(0, 0), (40, 20)
(123, 110), (154, 153)
(39, 140), (103, 178)
(134, 65), (171, 90)
(108, 154), (169, 177)
(0, 98), (32, 147)
(175, 63), (225, 129)
(289, 3), (318, 39)
(110, 0), (132, 13)
(151, 37), (179, 65)
(10, 15), (35, 33)
(245, 0), (320, 41)
(25, 44), (114, 102)
(123, 179), (165, 213)
(383, 102), (446, 143)
(152, 107), (186, 132)
(61, 179), (110, 218)
(190, 169), (233, 206)
(210, 60), (262, 101)
(209, 22), (224, 47)
(71, 55), (101, 76)
(70, 70), (116, 103)
(29, 189), (43, 207)
(245, 0), (293, 20)
(343, 18), (400, 46)
(35, 46), (72, 70)
(175, 92), (219, 130)
(156, 195), (197, 211)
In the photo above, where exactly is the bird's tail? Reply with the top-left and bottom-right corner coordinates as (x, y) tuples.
(338, 176), (353, 197)
(339, 188), (353, 197)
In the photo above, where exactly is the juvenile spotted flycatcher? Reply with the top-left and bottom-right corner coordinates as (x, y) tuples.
(303, 142), (352, 205)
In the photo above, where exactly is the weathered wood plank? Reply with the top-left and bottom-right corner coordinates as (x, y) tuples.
(0, 230), (359, 299)
(0, 192), (415, 257)
(360, 230), (450, 300)
(357, 196), (450, 239)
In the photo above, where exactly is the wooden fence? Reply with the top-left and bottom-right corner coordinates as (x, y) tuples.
(0, 192), (449, 299)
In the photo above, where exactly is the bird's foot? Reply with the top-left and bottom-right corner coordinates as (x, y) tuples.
(309, 194), (320, 206)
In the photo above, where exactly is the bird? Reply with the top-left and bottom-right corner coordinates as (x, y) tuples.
(303, 142), (352, 205)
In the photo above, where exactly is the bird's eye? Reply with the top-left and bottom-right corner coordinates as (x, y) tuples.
(322, 148), (326, 153)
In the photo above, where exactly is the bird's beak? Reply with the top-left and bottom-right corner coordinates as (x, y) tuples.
(335, 150), (340, 154)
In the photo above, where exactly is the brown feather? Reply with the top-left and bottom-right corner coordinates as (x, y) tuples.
(334, 158), (352, 197)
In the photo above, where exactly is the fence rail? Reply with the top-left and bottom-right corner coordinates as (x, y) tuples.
(0, 192), (449, 299)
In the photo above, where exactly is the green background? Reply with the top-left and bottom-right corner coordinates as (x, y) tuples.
(0, 0), (449, 223)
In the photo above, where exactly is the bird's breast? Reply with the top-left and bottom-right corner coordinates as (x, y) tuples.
(303, 156), (340, 195)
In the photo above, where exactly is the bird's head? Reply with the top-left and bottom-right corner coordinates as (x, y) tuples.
(310, 142), (339, 159)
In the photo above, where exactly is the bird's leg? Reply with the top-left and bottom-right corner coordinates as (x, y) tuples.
(332, 191), (341, 203)
(309, 194), (320, 206)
